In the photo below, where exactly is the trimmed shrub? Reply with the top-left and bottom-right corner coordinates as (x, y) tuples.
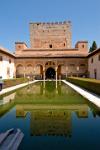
(3, 78), (29, 89)
(67, 77), (100, 95)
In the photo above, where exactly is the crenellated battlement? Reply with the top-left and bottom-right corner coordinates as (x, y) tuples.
(30, 21), (71, 25)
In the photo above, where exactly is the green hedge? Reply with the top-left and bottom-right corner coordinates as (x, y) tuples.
(3, 78), (29, 89)
(67, 77), (100, 95)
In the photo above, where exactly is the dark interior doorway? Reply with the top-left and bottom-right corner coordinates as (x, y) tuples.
(46, 67), (55, 79)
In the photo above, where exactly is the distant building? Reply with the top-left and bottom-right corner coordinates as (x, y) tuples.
(0, 21), (100, 80)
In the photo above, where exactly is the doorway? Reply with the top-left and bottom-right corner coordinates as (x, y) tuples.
(46, 67), (55, 79)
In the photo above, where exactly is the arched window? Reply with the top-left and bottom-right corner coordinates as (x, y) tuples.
(82, 44), (84, 48)
(26, 64), (33, 75)
(16, 64), (24, 77)
(49, 44), (52, 48)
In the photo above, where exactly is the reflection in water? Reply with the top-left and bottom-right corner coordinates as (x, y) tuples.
(0, 93), (16, 106)
(0, 81), (100, 150)
(14, 81), (87, 103)
(0, 93), (16, 116)
(31, 110), (72, 137)
(16, 104), (88, 137)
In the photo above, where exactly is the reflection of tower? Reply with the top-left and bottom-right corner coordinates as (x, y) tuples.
(30, 110), (72, 137)
(15, 104), (89, 137)
(16, 105), (27, 117)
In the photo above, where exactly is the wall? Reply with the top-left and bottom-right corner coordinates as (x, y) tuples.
(0, 53), (15, 79)
(30, 21), (72, 49)
(88, 52), (100, 79)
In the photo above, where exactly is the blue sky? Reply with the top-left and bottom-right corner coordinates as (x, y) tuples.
(0, 0), (100, 52)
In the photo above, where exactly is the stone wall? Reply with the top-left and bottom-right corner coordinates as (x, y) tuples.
(0, 53), (15, 79)
(30, 21), (72, 49)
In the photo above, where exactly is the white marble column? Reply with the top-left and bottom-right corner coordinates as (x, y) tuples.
(43, 66), (45, 81)
(55, 67), (58, 81)
(66, 66), (68, 78)
(55, 66), (58, 89)
(76, 66), (79, 77)
(43, 66), (45, 93)
(24, 67), (26, 78)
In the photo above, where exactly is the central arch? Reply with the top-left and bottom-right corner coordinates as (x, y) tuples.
(46, 67), (55, 79)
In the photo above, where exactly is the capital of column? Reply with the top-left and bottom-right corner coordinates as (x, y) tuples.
(43, 66), (45, 72)
(55, 66), (58, 71)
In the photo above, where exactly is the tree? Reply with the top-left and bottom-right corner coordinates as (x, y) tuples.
(89, 41), (97, 53)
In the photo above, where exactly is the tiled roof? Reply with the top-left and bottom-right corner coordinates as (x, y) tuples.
(87, 48), (100, 57)
(0, 46), (15, 57)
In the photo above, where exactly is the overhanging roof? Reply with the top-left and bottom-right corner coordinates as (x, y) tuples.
(0, 47), (15, 58)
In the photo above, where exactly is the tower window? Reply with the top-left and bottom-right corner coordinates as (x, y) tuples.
(82, 44), (84, 48)
(18, 45), (21, 49)
(49, 44), (52, 48)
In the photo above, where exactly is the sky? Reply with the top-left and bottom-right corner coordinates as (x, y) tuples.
(0, 0), (100, 52)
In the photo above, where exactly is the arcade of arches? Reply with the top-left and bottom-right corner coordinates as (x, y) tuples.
(16, 59), (88, 79)
(16, 61), (62, 79)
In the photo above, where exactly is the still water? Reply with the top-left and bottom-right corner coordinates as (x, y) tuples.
(0, 81), (100, 150)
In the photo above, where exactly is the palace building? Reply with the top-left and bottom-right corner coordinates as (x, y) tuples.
(0, 21), (100, 80)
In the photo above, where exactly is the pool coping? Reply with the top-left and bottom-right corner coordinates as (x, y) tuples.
(0, 80), (39, 96)
(62, 80), (100, 108)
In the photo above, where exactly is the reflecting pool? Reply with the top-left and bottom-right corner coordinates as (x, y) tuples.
(0, 81), (100, 150)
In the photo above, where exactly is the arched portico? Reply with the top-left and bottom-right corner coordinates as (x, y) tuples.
(45, 67), (56, 79)
(43, 61), (57, 80)
(16, 64), (24, 77)
(34, 64), (43, 79)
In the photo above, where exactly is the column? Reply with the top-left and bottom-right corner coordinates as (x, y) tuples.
(76, 66), (79, 77)
(66, 66), (68, 78)
(24, 66), (26, 78)
(43, 66), (45, 91)
(55, 67), (57, 81)
(43, 66), (45, 81)
(55, 66), (57, 89)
